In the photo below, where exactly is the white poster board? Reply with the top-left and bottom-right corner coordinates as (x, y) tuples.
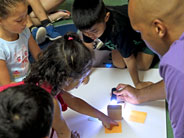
(58, 68), (166, 138)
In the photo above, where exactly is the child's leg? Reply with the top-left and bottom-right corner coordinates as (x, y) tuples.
(28, 0), (48, 22)
(27, 15), (34, 28)
(27, 16), (47, 44)
(39, 0), (66, 12)
(136, 49), (154, 70)
(48, 10), (70, 23)
(29, 17), (41, 26)
(112, 50), (126, 68)
(29, 0), (69, 24)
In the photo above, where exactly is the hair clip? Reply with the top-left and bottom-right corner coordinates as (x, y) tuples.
(68, 36), (73, 40)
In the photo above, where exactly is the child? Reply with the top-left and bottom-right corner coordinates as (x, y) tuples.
(0, 0), (41, 85)
(72, 0), (154, 89)
(24, 33), (118, 138)
(0, 84), (54, 138)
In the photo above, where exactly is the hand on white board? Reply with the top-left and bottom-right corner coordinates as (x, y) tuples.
(114, 84), (142, 104)
(82, 75), (90, 85)
(98, 113), (119, 130)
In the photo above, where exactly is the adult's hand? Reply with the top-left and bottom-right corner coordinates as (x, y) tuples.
(114, 84), (142, 104)
(114, 81), (166, 104)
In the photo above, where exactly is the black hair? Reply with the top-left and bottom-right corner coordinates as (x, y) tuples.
(0, 84), (54, 138)
(72, 0), (106, 30)
(25, 32), (93, 96)
(0, 0), (26, 18)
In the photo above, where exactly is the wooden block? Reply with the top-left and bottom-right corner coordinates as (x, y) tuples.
(107, 105), (122, 120)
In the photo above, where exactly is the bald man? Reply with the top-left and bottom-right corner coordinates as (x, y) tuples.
(113, 0), (184, 137)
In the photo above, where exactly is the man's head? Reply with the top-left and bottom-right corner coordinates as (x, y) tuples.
(0, 84), (54, 138)
(128, 0), (184, 56)
(72, 0), (110, 40)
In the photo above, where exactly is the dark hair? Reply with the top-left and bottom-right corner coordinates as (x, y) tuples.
(25, 32), (93, 96)
(0, 0), (26, 18)
(0, 84), (54, 138)
(72, 0), (106, 30)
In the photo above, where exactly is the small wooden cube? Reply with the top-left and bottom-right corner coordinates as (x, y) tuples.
(107, 105), (122, 120)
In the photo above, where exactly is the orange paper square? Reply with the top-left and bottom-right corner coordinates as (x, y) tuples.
(105, 122), (122, 133)
(129, 110), (147, 123)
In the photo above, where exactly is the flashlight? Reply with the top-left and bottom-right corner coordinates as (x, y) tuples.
(110, 88), (117, 105)
(111, 88), (117, 101)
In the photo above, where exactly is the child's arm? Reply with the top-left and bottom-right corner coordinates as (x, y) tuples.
(28, 35), (41, 61)
(123, 54), (152, 89)
(52, 98), (71, 138)
(62, 91), (119, 129)
(0, 60), (11, 85)
(82, 68), (95, 84)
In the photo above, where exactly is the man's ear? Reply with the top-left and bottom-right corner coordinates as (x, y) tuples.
(105, 12), (110, 23)
(153, 19), (167, 38)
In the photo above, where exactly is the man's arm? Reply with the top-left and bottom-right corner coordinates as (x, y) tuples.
(114, 80), (166, 104)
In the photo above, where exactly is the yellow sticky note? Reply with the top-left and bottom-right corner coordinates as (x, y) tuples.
(105, 122), (122, 134)
(129, 110), (147, 123)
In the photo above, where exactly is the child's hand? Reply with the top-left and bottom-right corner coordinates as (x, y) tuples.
(135, 81), (153, 89)
(82, 75), (90, 84)
(71, 130), (80, 138)
(98, 113), (119, 129)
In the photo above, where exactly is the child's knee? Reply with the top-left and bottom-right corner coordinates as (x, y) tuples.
(137, 58), (153, 70)
(112, 60), (126, 69)
(137, 53), (154, 70)
(112, 50), (126, 69)
(137, 63), (150, 70)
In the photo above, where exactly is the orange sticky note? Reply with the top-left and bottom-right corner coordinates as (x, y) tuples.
(129, 110), (147, 123)
(105, 122), (122, 133)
